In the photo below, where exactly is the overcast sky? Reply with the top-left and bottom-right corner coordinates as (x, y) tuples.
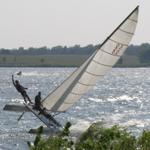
(0, 0), (148, 48)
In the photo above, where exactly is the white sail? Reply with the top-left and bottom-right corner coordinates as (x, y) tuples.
(42, 6), (139, 112)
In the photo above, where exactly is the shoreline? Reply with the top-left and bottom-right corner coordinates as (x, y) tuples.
(0, 65), (150, 68)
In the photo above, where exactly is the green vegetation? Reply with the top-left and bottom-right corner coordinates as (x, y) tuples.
(1, 43), (150, 67)
(0, 55), (88, 67)
(28, 122), (74, 150)
(28, 122), (150, 150)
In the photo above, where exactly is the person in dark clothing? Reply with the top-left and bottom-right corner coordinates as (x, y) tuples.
(34, 92), (61, 127)
(34, 91), (42, 111)
(39, 107), (61, 127)
(12, 75), (32, 104)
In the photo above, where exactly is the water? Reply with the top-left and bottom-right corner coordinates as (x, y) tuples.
(0, 67), (150, 149)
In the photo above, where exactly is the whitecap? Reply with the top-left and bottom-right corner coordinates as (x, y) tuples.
(70, 119), (91, 137)
(107, 95), (139, 102)
(88, 97), (103, 103)
(107, 97), (117, 102)
(22, 72), (51, 77)
(120, 119), (145, 128)
(11, 98), (24, 103)
(119, 95), (133, 101)
(110, 113), (125, 122)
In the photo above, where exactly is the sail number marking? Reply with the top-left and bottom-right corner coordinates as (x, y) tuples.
(112, 43), (123, 55)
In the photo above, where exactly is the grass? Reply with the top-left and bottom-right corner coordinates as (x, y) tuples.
(0, 55), (89, 67)
(0, 54), (148, 67)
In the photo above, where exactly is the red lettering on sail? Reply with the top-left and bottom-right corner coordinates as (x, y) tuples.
(112, 43), (123, 55)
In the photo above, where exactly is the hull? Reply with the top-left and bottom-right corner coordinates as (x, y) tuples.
(3, 103), (29, 112)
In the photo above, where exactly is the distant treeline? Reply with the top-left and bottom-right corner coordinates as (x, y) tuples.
(0, 45), (96, 55)
(0, 43), (150, 62)
(0, 43), (150, 66)
(125, 43), (150, 63)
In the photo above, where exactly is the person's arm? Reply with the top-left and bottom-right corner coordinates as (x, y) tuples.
(12, 75), (15, 86)
(20, 85), (28, 90)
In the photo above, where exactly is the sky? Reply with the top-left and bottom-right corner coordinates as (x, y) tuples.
(0, 0), (148, 49)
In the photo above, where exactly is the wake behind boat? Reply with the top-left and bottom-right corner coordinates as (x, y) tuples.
(3, 6), (139, 132)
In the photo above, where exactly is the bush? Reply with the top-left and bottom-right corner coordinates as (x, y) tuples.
(28, 122), (74, 150)
(138, 130), (150, 150)
(28, 122), (150, 150)
(75, 122), (136, 150)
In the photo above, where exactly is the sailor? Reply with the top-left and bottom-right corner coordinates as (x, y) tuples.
(12, 74), (32, 104)
(34, 92), (61, 127)
(39, 107), (61, 127)
(34, 91), (42, 111)
(39, 108), (52, 119)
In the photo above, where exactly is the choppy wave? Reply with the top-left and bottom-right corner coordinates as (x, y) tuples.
(88, 97), (103, 103)
(22, 71), (66, 77)
(107, 95), (139, 102)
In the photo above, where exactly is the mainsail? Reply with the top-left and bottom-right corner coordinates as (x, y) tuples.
(42, 6), (139, 112)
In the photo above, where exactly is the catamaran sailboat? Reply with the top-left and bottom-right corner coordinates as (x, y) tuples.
(3, 6), (139, 131)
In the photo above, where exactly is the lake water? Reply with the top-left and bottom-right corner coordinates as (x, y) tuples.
(0, 67), (150, 149)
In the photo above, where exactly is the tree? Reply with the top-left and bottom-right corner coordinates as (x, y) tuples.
(40, 58), (45, 64)
(13, 56), (17, 62)
(138, 43), (150, 63)
(2, 57), (6, 63)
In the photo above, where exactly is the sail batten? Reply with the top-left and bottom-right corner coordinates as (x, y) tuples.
(42, 6), (139, 112)
(71, 92), (84, 96)
(119, 28), (134, 35)
(93, 59), (113, 67)
(85, 71), (105, 77)
(78, 82), (95, 87)
(99, 48), (122, 57)
(128, 18), (137, 22)
(109, 39), (129, 47)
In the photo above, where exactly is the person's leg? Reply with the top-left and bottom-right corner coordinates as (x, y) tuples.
(26, 94), (32, 103)
(24, 92), (32, 103)
(21, 92), (27, 103)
